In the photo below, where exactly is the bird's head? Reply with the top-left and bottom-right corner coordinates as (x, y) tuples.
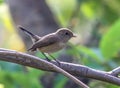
(56, 28), (76, 42)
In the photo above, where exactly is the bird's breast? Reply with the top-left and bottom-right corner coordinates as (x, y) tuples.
(39, 42), (66, 53)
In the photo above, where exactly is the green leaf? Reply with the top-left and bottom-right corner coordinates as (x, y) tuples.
(67, 45), (104, 69)
(78, 46), (104, 69)
(100, 19), (120, 59)
(74, 46), (103, 62)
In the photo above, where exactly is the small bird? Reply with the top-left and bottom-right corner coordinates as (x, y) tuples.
(19, 26), (76, 61)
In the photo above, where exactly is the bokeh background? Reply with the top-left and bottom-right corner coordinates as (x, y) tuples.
(0, 0), (120, 88)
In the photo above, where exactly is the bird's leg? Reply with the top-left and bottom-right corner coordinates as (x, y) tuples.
(48, 54), (60, 65)
(41, 52), (51, 62)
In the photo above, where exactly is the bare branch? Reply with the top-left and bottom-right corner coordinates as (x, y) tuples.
(109, 67), (120, 77)
(0, 48), (120, 86)
(0, 48), (89, 88)
(55, 62), (120, 86)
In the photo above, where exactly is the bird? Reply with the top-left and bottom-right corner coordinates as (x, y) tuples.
(18, 26), (76, 61)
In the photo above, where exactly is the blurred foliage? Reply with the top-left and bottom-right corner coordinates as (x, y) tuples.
(0, 0), (120, 88)
(0, 0), (3, 4)
(54, 75), (68, 88)
(100, 19), (120, 59)
(47, 0), (76, 27)
(0, 64), (44, 88)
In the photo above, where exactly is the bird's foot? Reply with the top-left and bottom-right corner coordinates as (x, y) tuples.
(45, 57), (60, 66)
(54, 59), (61, 66)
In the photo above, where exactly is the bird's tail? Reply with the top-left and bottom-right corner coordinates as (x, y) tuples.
(18, 26), (40, 42)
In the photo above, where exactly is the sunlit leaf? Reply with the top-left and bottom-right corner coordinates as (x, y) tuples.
(80, 1), (99, 19)
(0, 84), (4, 88)
(100, 19), (120, 59)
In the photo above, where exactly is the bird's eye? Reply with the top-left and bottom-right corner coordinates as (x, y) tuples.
(65, 32), (69, 35)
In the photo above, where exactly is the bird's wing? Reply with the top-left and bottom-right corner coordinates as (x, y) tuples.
(28, 34), (59, 51)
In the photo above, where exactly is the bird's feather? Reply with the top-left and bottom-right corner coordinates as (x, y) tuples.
(28, 34), (60, 52)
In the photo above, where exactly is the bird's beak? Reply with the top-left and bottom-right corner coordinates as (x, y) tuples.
(72, 34), (77, 37)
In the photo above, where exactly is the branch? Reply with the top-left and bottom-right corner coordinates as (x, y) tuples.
(0, 48), (120, 86)
(109, 67), (120, 77)
(0, 48), (89, 88)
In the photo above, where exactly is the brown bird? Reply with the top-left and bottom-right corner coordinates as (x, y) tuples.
(19, 26), (76, 61)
